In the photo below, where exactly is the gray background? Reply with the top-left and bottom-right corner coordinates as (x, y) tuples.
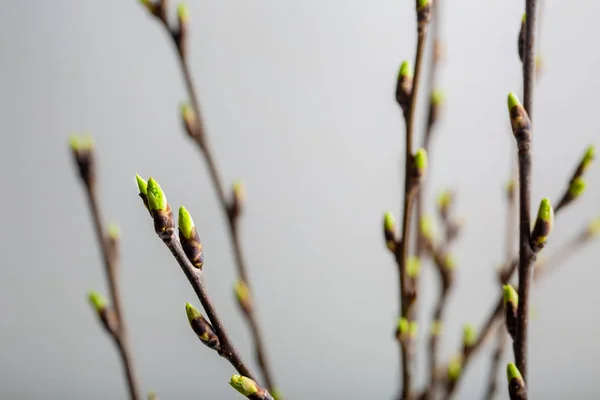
(0, 0), (598, 399)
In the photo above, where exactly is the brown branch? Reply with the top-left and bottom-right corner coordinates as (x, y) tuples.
(484, 326), (507, 400)
(71, 145), (142, 400)
(394, 4), (432, 398)
(415, 0), (443, 260)
(482, 180), (517, 400)
(162, 232), (257, 380)
(440, 216), (592, 399)
(144, 6), (279, 393)
(514, 0), (540, 381)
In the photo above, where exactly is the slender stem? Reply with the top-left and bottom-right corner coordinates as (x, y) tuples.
(513, 0), (539, 378)
(159, 19), (277, 390)
(414, 0), (441, 259)
(396, 26), (428, 399)
(482, 175), (517, 400)
(163, 234), (256, 380)
(85, 184), (141, 400)
(441, 195), (571, 398)
(426, 285), (449, 398)
(523, 0), (540, 116)
(484, 326), (507, 400)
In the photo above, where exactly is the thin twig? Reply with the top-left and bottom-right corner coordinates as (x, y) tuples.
(395, 7), (431, 396)
(482, 179), (517, 400)
(441, 195), (569, 399)
(484, 326), (507, 400)
(146, 7), (278, 392)
(514, 0), (540, 381)
(163, 233), (256, 380)
(82, 179), (141, 400)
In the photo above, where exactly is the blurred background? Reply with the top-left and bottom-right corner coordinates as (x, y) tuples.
(0, 0), (598, 399)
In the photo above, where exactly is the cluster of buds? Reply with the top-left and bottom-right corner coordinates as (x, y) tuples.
(229, 375), (274, 400)
(88, 291), (118, 335)
(69, 134), (96, 187)
(136, 175), (175, 240)
(139, 1), (189, 56)
(136, 175), (205, 270)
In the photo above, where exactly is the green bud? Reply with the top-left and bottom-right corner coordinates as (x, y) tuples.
(462, 324), (476, 348)
(431, 89), (445, 106)
(531, 198), (554, 246)
(185, 302), (201, 323)
(507, 363), (523, 381)
(538, 198), (553, 222)
(503, 284), (519, 307)
(88, 291), (107, 312)
(229, 375), (259, 397)
(180, 102), (196, 137)
(507, 92), (521, 111)
(384, 211), (397, 252)
(414, 148), (428, 174)
(108, 223), (121, 240)
(234, 280), (253, 313)
(178, 207), (203, 268)
(417, 0), (429, 10)
(399, 61), (413, 79)
(505, 179), (516, 195)
(139, 0), (153, 12)
(522, 12), (527, 23)
(444, 254), (456, 270)
(437, 190), (453, 210)
(232, 180), (246, 215)
(147, 177), (168, 211)
(569, 177), (586, 198)
(397, 317), (410, 336)
(271, 388), (284, 400)
(69, 135), (80, 151)
(447, 355), (462, 381)
(407, 256), (421, 278)
(185, 302), (220, 350)
(588, 217), (600, 237)
(582, 144), (595, 171)
(384, 211), (396, 232)
(136, 174), (148, 196)
(420, 215), (436, 241)
(177, 3), (189, 23)
(178, 206), (195, 240)
(409, 321), (418, 338)
(430, 320), (443, 336)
